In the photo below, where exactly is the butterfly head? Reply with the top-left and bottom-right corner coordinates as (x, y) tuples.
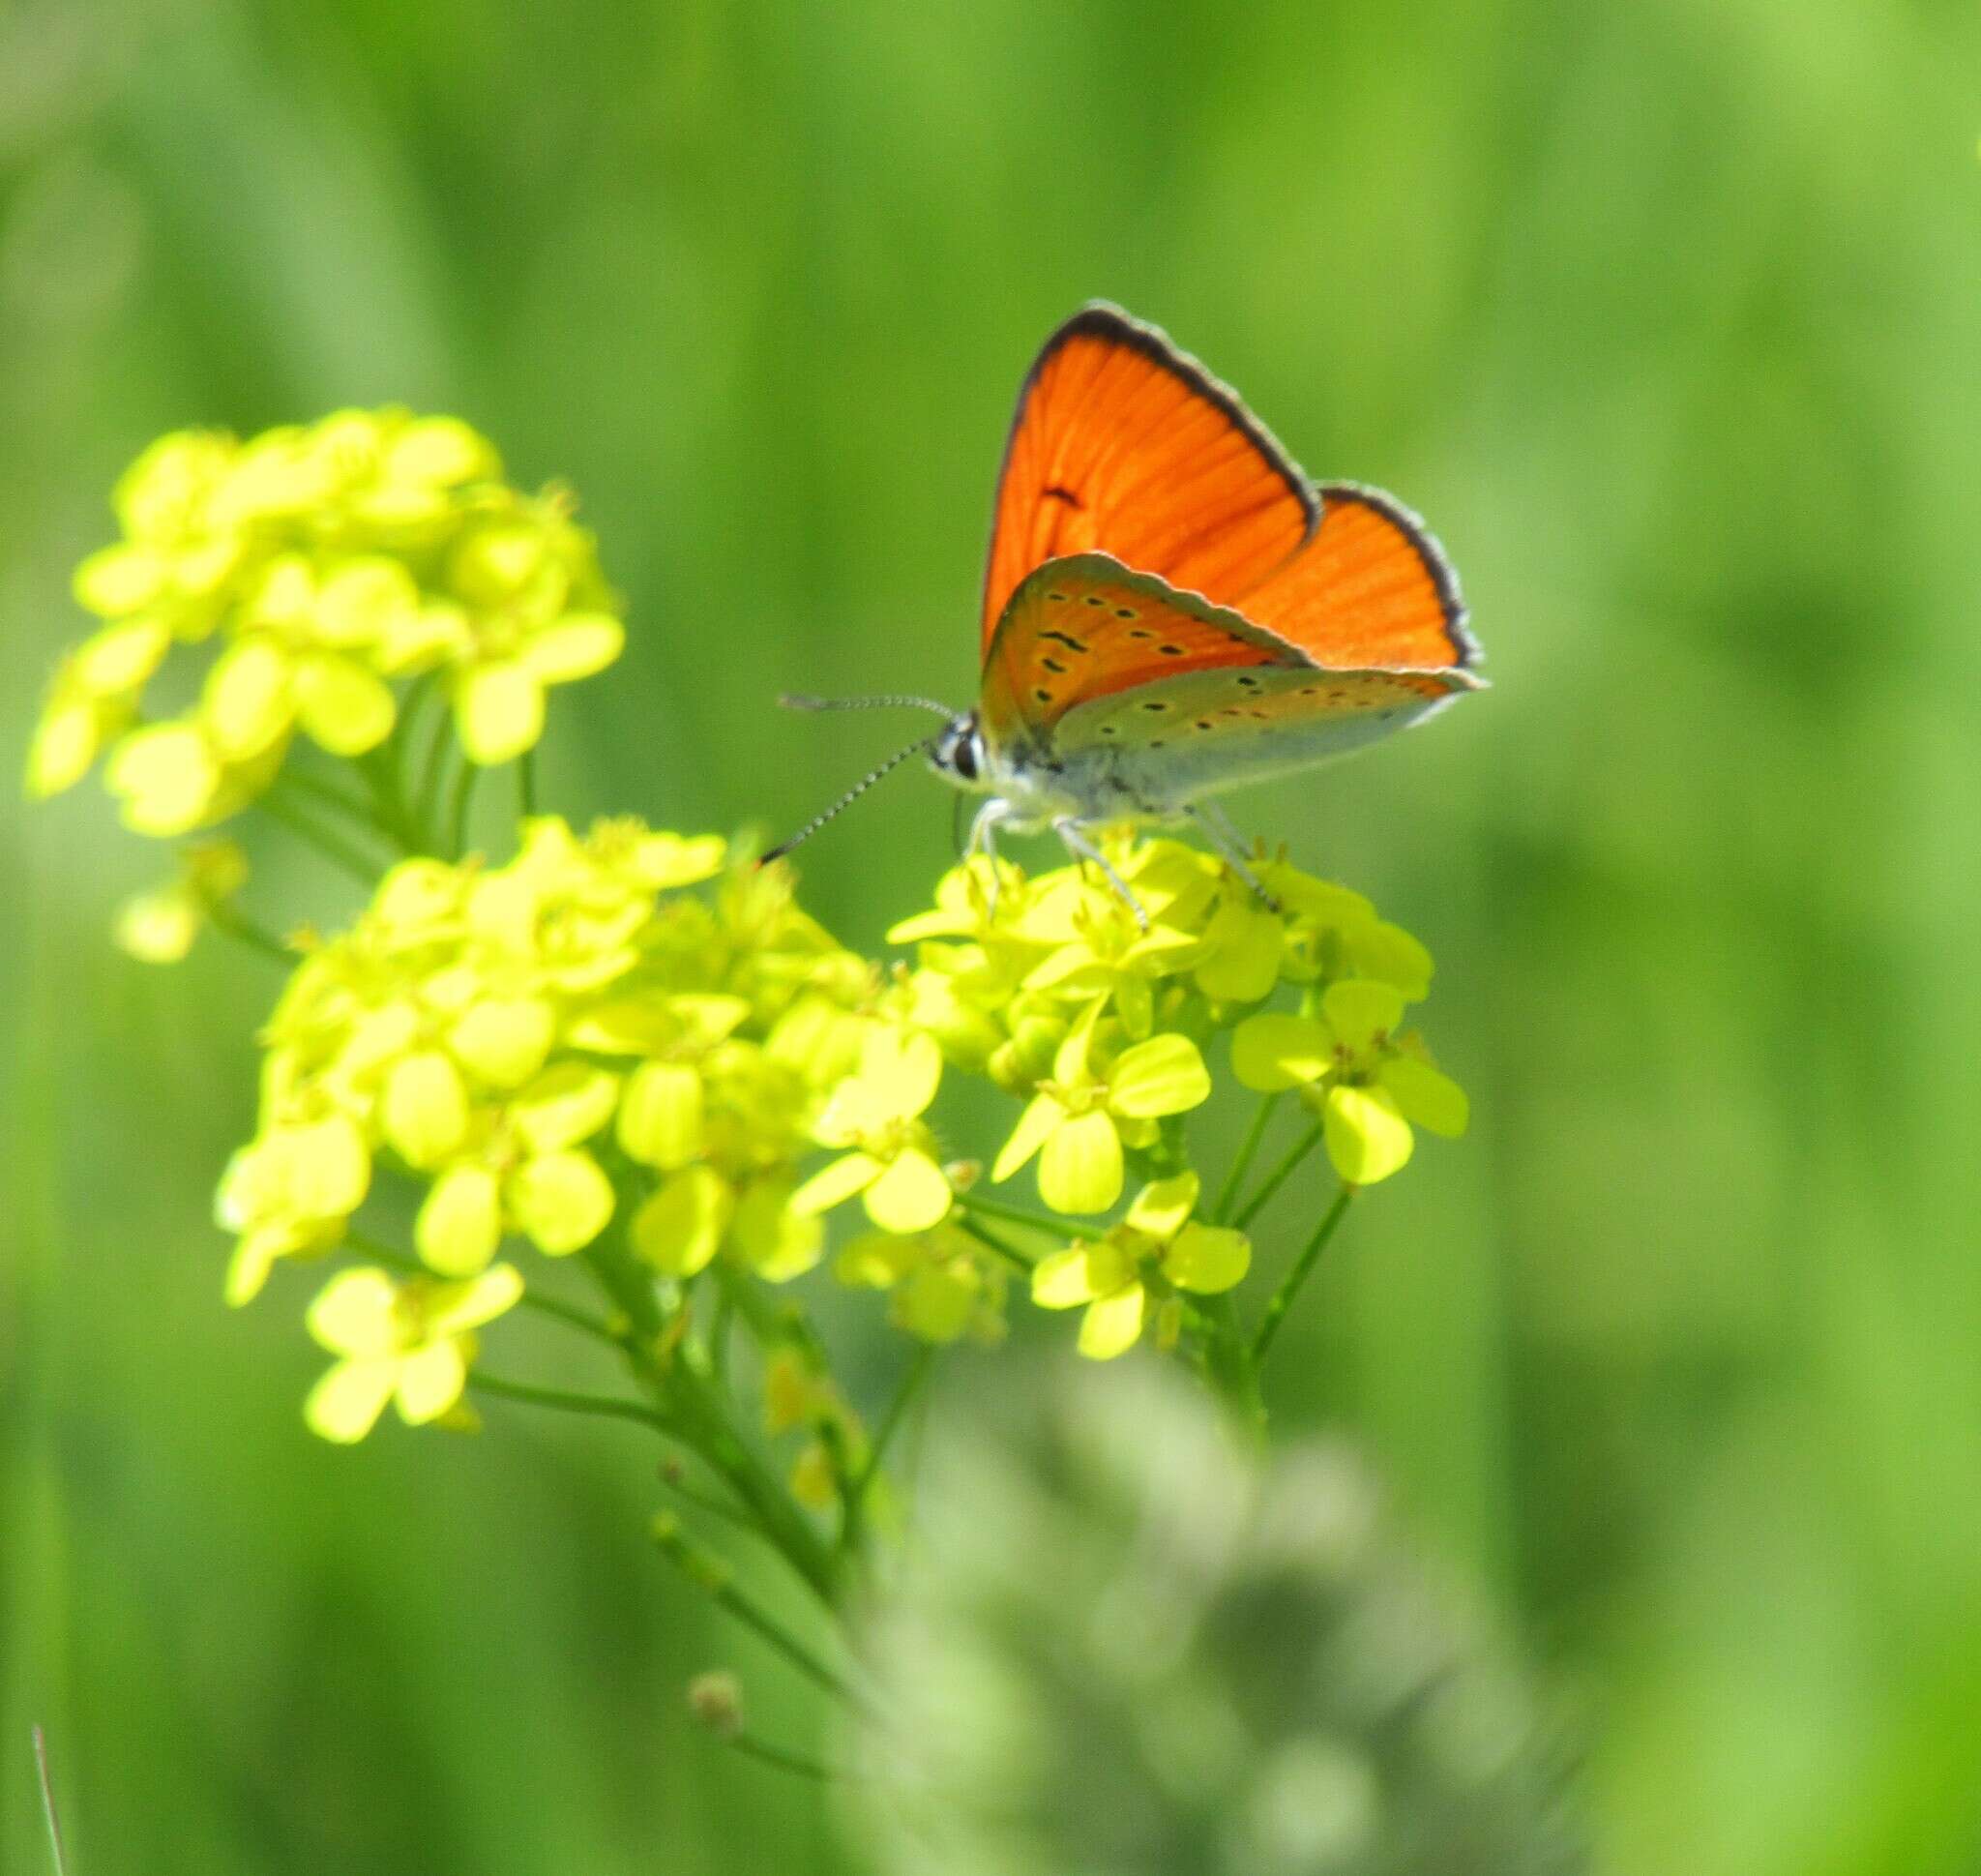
(927, 711), (990, 793)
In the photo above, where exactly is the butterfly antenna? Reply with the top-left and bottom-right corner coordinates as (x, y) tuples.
(760, 734), (938, 866)
(779, 692), (957, 718)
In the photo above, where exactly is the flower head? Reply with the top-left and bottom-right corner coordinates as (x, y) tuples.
(837, 1219), (1008, 1345)
(303, 1263), (522, 1442)
(1232, 979), (1468, 1184)
(31, 410), (627, 836)
(1030, 1171), (1250, 1357)
(223, 819), (872, 1311)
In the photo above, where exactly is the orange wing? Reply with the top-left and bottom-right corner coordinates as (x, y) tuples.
(980, 553), (1307, 749)
(1231, 482), (1475, 671)
(980, 305), (1316, 655)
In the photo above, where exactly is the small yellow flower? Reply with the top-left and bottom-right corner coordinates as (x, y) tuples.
(791, 1027), (952, 1233)
(1030, 1171), (1250, 1359)
(114, 840), (250, 964)
(442, 497), (625, 763)
(217, 1112), (372, 1304)
(1231, 979), (1467, 1184)
(836, 1221), (1008, 1344)
(303, 1263), (522, 1443)
(991, 1016), (1212, 1214)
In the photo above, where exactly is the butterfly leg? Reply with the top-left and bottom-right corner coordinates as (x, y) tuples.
(966, 798), (1016, 918)
(1188, 802), (1281, 913)
(1052, 817), (1150, 932)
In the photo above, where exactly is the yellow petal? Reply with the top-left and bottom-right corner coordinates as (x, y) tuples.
(863, 1147), (952, 1234)
(202, 639), (295, 760)
(990, 1092), (1065, 1182)
(1038, 1110), (1123, 1214)
(520, 612), (624, 683)
(1078, 1282), (1147, 1359)
(507, 1149), (614, 1254)
(730, 1181), (823, 1282)
(509, 1061), (619, 1152)
(26, 697), (103, 796)
(1376, 1056), (1469, 1138)
(1345, 920), (1434, 999)
(1194, 896), (1283, 1002)
(1162, 1223), (1251, 1295)
(788, 1150), (883, 1216)
(114, 885), (199, 963)
(1124, 1171), (1200, 1242)
(74, 618), (171, 694)
(394, 1340), (467, 1424)
(426, 1262), (525, 1334)
(416, 1164), (504, 1275)
(617, 1060), (704, 1169)
(1107, 1032), (1211, 1118)
(897, 1263), (981, 1343)
(1031, 1244), (1103, 1308)
(446, 997), (555, 1088)
(74, 542), (167, 616)
(860, 1026), (944, 1120)
(382, 415), (499, 486)
(1229, 1013), (1332, 1093)
(380, 1050), (470, 1169)
(293, 654), (397, 756)
(630, 1165), (733, 1276)
(1320, 979), (1408, 1053)
(306, 1267), (399, 1357)
(305, 1356), (399, 1443)
(105, 721), (223, 835)
(312, 556), (421, 647)
(287, 1116), (371, 1218)
(1323, 1084), (1414, 1185)
(456, 660), (545, 764)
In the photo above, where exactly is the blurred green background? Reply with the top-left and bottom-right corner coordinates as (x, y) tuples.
(6, 1), (1980, 1869)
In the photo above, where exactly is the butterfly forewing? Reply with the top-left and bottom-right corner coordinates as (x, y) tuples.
(981, 306), (1316, 653)
(980, 553), (1308, 749)
(1232, 483), (1475, 671)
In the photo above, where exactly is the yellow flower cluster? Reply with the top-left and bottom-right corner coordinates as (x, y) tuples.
(27, 411), (624, 835)
(863, 835), (1467, 1358)
(219, 816), (883, 1436)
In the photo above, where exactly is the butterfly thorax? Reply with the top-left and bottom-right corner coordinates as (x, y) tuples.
(929, 705), (1175, 832)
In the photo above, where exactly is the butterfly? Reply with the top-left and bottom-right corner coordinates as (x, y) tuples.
(774, 303), (1483, 916)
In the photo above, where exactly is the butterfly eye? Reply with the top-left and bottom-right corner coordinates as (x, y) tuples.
(952, 733), (979, 782)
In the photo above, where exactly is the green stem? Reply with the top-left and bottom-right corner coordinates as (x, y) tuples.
(953, 1189), (1083, 1240)
(841, 1345), (934, 1558)
(1251, 1185), (1354, 1363)
(1215, 1093), (1282, 1224)
(1201, 1294), (1266, 1437)
(33, 1725), (69, 1876)
(468, 1370), (673, 1434)
(952, 1212), (1036, 1273)
(416, 702), (457, 840)
(448, 758), (483, 859)
(517, 747), (538, 820)
(1232, 1117), (1325, 1232)
(281, 766), (382, 826)
(584, 1244), (842, 1608)
(207, 904), (293, 964)
(723, 1729), (845, 1783)
(256, 790), (385, 886)
(653, 1516), (870, 1712)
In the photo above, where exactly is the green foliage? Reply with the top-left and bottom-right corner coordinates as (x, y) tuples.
(6, 2), (1980, 1873)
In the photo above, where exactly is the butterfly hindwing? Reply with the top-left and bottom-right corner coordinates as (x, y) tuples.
(1053, 663), (1476, 806)
(980, 305), (1317, 654)
(980, 553), (1308, 749)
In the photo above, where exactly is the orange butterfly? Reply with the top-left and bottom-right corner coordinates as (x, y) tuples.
(776, 303), (1483, 912)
